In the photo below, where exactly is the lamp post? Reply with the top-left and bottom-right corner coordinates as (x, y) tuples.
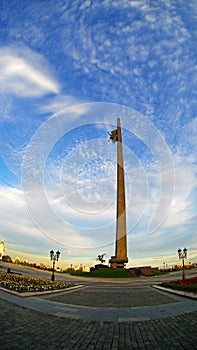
(177, 248), (187, 281)
(50, 250), (60, 281)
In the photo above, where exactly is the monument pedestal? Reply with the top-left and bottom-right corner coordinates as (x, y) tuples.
(109, 256), (128, 269)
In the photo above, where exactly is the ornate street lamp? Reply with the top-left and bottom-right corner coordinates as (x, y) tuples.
(177, 248), (187, 281)
(50, 249), (61, 281)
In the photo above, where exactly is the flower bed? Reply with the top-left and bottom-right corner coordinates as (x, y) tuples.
(161, 276), (197, 294)
(0, 272), (74, 293)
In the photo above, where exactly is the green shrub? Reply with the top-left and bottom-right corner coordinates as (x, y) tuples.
(73, 268), (132, 278)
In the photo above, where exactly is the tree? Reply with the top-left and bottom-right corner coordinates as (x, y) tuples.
(2, 255), (13, 263)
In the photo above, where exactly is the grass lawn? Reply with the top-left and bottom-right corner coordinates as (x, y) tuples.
(72, 268), (132, 278)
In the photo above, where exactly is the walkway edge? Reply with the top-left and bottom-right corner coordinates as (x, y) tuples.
(1, 286), (197, 322)
(152, 285), (197, 300)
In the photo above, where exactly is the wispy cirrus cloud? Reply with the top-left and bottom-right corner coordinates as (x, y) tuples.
(40, 95), (86, 115)
(0, 45), (59, 97)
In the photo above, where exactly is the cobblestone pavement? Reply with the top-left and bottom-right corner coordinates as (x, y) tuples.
(1, 264), (197, 349)
(42, 286), (178, 307)
(0, 298), (197, 350)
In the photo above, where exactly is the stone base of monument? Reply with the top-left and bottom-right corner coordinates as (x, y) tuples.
(90, 264), (109, 271)
(109, 256), (128, 269)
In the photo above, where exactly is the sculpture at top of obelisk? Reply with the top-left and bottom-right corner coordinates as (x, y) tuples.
(109, 118), (128, 269)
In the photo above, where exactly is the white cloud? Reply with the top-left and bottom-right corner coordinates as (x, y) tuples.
(0, 187), (41, 238)
(0, 45), (59, 97)
(131, 154), (197, 239)
(163, 156), (197, 226)
(0, 185), (94, 251)
(0, 93), (13, 120)
(40, 95), (86, 114)
(1, 146), (197, 264)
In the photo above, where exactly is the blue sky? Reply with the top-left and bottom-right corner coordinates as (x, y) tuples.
(0, 0), (196, 268)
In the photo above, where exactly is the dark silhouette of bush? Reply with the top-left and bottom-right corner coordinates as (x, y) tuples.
(2, 255), (13, 263)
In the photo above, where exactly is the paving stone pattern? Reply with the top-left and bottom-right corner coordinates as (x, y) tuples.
(42, 286), (177, 307)
(1, 298), (197, 350)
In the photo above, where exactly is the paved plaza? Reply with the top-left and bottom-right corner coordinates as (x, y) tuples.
(1, 282), (197, 350)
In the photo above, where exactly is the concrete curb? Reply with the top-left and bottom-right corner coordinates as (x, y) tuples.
(152, 285), (197, 300)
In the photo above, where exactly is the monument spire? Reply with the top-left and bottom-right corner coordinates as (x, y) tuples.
(109, 118), (128, 269)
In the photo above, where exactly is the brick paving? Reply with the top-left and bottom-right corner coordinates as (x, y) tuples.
(1, 280), (197, 349)
(42, 286), (177, 307)
(0, 298), (197, 350)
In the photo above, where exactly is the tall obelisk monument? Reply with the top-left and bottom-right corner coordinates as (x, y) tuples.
(109, 118), (128, 269)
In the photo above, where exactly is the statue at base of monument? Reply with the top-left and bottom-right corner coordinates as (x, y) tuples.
(96, 253), (106, 264)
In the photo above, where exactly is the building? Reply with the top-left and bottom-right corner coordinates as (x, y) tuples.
(0, 241), (5, 260)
